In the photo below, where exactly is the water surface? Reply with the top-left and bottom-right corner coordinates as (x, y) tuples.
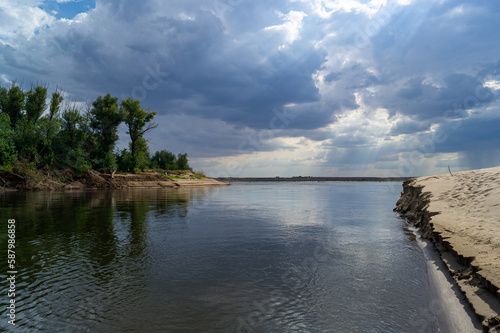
(0, 183), (438, 332)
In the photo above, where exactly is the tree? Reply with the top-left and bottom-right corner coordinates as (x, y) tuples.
(89, 94), (122, 169)
(25, 85), (47, 123)
(121, 98), (157, 171)
(0, 87), (7, 113)
(49, 90), (63, 121)
(36, 91), (63, 167)
(151, 150), (177, 170)
(134, 137), (151, 171)
(176, 153), (191, 170)
(0, 113), (16, 166)
(37, 116), (62, 168)
(60, 107), (84, 150)
(150, 150), (191, 170)
(15, 117), (40, 163)
(116, 149), (134, 172)
(56, 106), (91, 173)
(3, 84), (25, 129)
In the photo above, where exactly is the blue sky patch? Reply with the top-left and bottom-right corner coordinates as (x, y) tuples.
(41, 0), (95, 20)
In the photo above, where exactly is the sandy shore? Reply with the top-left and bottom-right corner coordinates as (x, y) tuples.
(416, 228), (482, 332)
(395, 166), (500, 331)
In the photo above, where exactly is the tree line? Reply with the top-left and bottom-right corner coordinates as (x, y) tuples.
(0, 83), (191, 174)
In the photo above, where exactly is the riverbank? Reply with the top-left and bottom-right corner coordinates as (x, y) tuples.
(395, 166), (500, 332)
(0, 169), (228, 191)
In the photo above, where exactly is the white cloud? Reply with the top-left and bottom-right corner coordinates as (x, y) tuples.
(263, 10), (307, 49)
(0, 1), (55, 41)
(484, 80), (500, 91)
(292, 0), (390, 18)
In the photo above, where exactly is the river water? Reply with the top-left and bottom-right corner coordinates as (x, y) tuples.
(0, 182), (441, 332)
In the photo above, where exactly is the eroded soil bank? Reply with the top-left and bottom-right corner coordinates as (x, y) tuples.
(0, 169), (228, 191)
(395, 166), (500, 332)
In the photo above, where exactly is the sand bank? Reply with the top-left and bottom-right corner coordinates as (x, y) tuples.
(395, 166), (500, 332)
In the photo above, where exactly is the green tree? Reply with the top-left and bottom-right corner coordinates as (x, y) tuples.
(0, 113), (16, 166)
(25, 85), (47, 123)
(49, 91), (63, 121)
(60, 107), (84, 150)
(176, 153), (191, 170)
(14, 117), (39, 163)
(151, 150), (177, 170)
(121, 98), (157, 171)
(37, 116), (61, 167)
(116, 149), (134, 172)
(134, 137), (151, 171)
(0, 87), (7, 113)
(56, 106), (91, 173)
(37, 91), (63, 167)
(89, 94), (122, 169)
(2, 84), (25, 129)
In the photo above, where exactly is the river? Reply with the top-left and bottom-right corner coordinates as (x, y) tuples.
(0, 182), (442, 332)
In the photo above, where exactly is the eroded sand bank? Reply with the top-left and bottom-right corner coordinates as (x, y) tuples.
(395, 166), (500, 332)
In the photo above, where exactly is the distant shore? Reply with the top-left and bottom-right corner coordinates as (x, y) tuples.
(217, 176), (411, 182)
(395, 166), (500, 332)
(0, 169), (228, 191)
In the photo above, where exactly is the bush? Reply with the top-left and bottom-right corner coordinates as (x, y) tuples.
(65, 148), (91, 175)
(116, 149), (134, 172)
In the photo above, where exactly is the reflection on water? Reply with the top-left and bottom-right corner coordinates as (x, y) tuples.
(1, 184), (438, 332)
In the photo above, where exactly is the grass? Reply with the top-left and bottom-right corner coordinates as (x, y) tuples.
(166, 175), (185, 180)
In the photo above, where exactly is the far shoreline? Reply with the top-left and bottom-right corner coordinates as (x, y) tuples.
(217, 176), (411, 182)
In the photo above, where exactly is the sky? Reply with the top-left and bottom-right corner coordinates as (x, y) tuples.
(1, 0), (500, 177)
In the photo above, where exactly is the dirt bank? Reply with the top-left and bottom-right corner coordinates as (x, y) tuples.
(395, 166), (500, 332)
(0, 169), (228, 191)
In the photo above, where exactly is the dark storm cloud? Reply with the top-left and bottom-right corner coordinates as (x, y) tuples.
(2, 0), (500, 175)
(433, 115), (500, 154)
(5, 0), (325, 132)
(370, 73), (496, 122)
(389, 117), (430, 136)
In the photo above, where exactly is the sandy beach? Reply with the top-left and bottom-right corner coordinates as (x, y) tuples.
(395, 166), (500, 332)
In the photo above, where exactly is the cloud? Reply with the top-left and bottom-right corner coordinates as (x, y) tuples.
(0, 1), (55, 41)
(263, 10), (307, 49)
(1, 0), (500, 176)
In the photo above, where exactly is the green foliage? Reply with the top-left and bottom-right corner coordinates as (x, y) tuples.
(194, 172), (206, 179)
(0, 83), (175, 177)
(60, 147), (91, 175)
(121, 98), (157, 171)
(133, 137), (151, 171)
(116, 149), (134, 172)
(151, 150), (177, 170)
(176, 153), (191, 170)
(89, 94), (122, 164)
(60, 107), (85, 150)
(55, 106), (93, 172)
(0, 87), (7, 113)
(150, 150), (191, 171)
(14, 117), (40, 163)
(49, 91), (64, 121)
(103, 151), (117, 172)
(37, 116), (61, 168)
(2, 84), (25, 129)
(0, 113), (16, 166)
(13, 85), (62, 166)
(25, 85), (47, 123)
